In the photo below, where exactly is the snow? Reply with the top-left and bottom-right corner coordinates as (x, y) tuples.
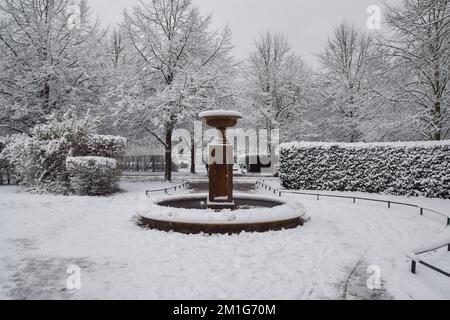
(409, 236), (450, 257)
(89, 135), (127, 145)
(199, 110), (243, 119)
(66, 156), (117, 169)
(281, 140), (450, 150)
(0, 179), (449, 300)
(138, 193), (306, 224)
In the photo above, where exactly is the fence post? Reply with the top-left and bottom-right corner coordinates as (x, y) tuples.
(353, 197), (356, 204)
(317, 194), (320, 201)
(420, 208), (423, 216)
(447, 217), (450, 226)
(388, 201), (391, 209)
(411, 260), (416, 274)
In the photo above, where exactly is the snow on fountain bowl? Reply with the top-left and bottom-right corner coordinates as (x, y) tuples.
(136, 193), (309, 235)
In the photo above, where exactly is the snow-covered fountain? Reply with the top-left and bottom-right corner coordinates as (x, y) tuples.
(137, 110), (308, 234)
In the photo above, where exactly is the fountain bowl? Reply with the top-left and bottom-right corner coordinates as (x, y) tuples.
(199, 110), (243, 129)
(136, 193), (308, 235)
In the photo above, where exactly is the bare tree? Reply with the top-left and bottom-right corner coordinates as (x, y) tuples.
(109, 29), (125, 68)
(385, 0), (450, 140)
(247, 31), (311, 150)
(122, 0), (234, 181)
(317, 22), (379, 142)
(0, 0), (104, 135)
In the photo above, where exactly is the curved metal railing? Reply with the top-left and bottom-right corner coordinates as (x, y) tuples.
(256, 180), (450, 278)
(145, 180), (190, 196)
(256, 181), (450, 226)
(407, 242), (450, 278)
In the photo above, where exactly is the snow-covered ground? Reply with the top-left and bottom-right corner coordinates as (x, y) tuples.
(0, 179), (449, 300)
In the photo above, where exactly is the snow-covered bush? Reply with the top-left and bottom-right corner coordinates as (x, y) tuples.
(0, 136), (15, 185)
(88, 135), (127, 173)
(1, 112), (126, 194)
(66, 157), (118, 196)
(2, 133), (70, 193)
(279, 141), (450, 199)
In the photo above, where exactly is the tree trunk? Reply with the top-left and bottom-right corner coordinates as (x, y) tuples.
(190, 136), (196, 174)
(433, 101), (442, 141)
(165, 125), (173, 181)
(266, 118), (272, 156)
(42, 79), (50, 112)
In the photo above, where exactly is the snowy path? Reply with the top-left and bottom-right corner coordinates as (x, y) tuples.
(0, 180), (449, 300)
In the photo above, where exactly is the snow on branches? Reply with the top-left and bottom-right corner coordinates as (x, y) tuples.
(120, 0), (235, 180)
(0, 0), (107, 135)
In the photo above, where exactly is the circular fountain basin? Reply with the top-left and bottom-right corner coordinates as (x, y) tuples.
(136, 193), (308, 235)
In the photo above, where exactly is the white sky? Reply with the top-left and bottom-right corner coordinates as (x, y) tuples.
(88, 0), (401, 67)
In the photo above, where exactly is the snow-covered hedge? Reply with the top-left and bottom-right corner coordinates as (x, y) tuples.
(88, 135), (127, 173)
(279, 141), (450, 199)
(66, 157), (118, 196)
(2, 133), (71, 193)
(0, 113), (126, 194)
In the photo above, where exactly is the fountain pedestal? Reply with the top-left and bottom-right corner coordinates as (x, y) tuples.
(199, 110), (243, 210)
(207, 143), (234, 209)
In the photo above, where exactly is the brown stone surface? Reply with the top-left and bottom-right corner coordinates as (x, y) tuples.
(189, 180), (256, 193)
(204, 117), (239, 129)
(137, 216), (305, 235)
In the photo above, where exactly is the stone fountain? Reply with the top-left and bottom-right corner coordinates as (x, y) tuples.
(199, 110), (243, 209)
(136, 110), (308, 235)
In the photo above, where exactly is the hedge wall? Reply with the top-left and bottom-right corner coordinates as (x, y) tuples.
(66, 157), (118, 196)
(279, 141), (450, 199)
(88, 135), (127, 174)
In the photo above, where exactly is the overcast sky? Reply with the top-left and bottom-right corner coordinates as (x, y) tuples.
(88, 0), (401, 67)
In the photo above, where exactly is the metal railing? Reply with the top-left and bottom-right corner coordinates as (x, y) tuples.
(256, 180), (283, 197)
(256, 181), (450, 226)
(145, 180), (190, 196)
(409, 243), (450, 278)
(256, 180), (450, 278)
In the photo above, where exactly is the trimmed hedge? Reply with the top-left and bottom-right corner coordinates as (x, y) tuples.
(88, 135), (127, 173)
(66, 157), (118, 196)
(279, 141), (450, 199)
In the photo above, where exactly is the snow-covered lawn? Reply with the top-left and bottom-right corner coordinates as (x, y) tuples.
(0, 179), (449, 300)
